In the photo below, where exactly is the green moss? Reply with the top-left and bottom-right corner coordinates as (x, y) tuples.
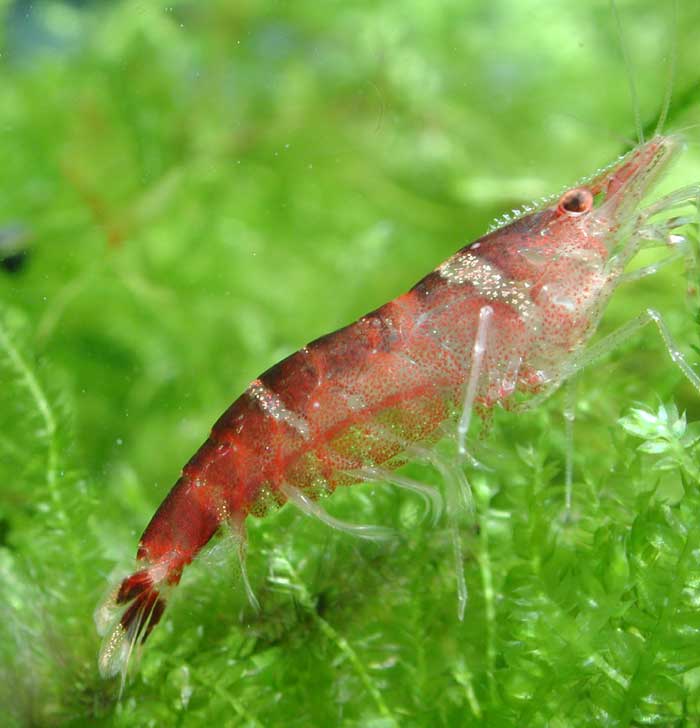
(1, 0), (700, 725)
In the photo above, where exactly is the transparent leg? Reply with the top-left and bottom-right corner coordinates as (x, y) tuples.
(617, 250), (683, 284)
(563, 377), (577, 516)
(348, 465), (444, 526)
(457, 306), (494, 461)
(560, 307), (700, 395)
(280, 483), (394, 541)
(430, 450), (473, 621)
(237, 535), (261, 613)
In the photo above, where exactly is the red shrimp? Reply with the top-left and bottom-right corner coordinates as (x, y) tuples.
(95, 133), (700, 682)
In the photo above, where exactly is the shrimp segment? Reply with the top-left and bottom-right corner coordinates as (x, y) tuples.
(97, 133), (700, 682)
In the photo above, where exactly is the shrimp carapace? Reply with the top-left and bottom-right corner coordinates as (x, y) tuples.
(97, 134), (700, 683)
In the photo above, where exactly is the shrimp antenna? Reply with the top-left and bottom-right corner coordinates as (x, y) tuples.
(654, 0), (677, 137)
(610, 0), (644, 144)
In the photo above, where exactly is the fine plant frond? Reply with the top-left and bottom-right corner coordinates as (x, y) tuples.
(0, 306), (109, 726)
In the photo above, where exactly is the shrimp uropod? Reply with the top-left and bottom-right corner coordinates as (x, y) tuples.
(95, 132), (700, 685)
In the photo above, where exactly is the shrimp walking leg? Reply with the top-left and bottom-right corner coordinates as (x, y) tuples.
(236, 534), (260, 612)
(280, 483), (395, 541)
(563, 378), (577, 514)
(617, 250), (684, 284)
(559, 308), (700, 394)
(431, 453), (472, 620)
(348, 466), (444, 526)
(457, 306), (494, 461)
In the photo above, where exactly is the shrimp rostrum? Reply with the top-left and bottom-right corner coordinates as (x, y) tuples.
(96, 134), (700, 681)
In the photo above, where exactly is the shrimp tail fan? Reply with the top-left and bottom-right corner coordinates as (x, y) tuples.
(94, 567), (172, 689)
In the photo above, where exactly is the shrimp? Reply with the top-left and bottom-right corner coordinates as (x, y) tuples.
(95, 132), (700, 684)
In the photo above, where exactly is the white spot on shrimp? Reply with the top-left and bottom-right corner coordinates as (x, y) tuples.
(437, 252), (536, 321)
(247, 379), (311, 439)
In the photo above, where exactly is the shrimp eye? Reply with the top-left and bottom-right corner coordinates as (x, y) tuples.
(558, 188), (594, 216)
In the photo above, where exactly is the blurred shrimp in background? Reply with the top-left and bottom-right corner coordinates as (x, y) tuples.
(0, 223), (30, 273)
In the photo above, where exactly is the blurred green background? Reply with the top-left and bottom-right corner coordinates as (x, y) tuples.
(2, 0), (700, 725)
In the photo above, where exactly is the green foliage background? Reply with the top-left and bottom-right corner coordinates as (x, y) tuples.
(1, 0), (700, 725)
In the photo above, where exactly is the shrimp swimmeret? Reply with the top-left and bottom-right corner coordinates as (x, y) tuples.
(95, 133), (700, 683)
